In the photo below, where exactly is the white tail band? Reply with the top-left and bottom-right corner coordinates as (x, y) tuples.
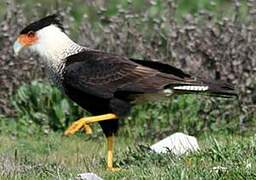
(173, 85), (209, 91)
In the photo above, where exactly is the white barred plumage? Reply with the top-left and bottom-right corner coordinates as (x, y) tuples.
(173, 85), (209, 91)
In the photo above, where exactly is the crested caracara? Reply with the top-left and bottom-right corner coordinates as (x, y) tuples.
(13, 14), (237, 171)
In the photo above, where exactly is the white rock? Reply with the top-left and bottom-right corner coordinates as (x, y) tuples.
(76, 173), (103, 180)
(150, 132), (199, 155)
(211, 166), (228, 173)
(246, 162), (252, 169)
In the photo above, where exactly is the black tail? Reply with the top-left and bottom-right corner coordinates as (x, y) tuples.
(205, 81), (237, 97)
(171, 80), (238, 98)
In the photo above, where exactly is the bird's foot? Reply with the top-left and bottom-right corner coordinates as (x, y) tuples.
(82, 123), (93, 134)
(107, 167), (121, 172)
(64, 117), (92, 136)
(64, 114), (118, 136)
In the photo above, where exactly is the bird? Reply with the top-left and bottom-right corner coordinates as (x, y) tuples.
(13, 14), (237, 171)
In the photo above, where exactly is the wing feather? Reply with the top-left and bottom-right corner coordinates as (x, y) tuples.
(63, 50), (203, 100)
(63, 50), (164, 99)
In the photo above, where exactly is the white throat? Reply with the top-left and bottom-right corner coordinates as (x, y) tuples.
(31, 25), (83, 63)
(30, 25), (86, 90)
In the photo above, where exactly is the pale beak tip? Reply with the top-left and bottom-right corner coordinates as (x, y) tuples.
(13, 40), (23, 56)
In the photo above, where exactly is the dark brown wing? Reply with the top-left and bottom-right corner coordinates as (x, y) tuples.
(63, 50), (188, 99)
(129, 58), (191, 79)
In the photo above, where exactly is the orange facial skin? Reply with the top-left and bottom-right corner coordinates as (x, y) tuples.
(17, 32), (38, 47)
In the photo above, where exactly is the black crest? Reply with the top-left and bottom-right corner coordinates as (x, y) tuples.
(20, 14), (64, 34)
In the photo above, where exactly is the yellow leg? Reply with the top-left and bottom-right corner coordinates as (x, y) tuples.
(64, 113), (118, 136)
(107, 134), (120, 172)
(64, 113), (120, 172)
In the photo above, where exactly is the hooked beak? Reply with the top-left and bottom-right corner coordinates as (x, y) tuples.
(13, 39), (24, 56)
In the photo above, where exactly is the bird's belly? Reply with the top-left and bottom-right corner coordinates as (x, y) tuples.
(132, 89), (174, 104)
(63, 84), (111, 115)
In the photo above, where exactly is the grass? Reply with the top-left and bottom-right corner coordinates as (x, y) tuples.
(0, 130), (256, 179)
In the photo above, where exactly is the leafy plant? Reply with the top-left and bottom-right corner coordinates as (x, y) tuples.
(11, 80), (86, 133)
(123, 95), (242, 140)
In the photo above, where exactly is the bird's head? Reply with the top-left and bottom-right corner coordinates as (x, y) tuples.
(13, 14), (71, 59)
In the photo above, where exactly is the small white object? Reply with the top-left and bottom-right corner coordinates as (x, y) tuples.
(150, 132), (199, 155)
(246, 162), (252, 169)
(212, 166), (228, 173)
(76, 173), (103, 180)
(173, 85), (208, 91)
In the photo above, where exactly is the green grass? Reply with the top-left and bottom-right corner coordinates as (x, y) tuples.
(0, 131), (256, 179)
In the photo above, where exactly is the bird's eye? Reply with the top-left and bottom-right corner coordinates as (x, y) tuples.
(27, 31), (35, 38)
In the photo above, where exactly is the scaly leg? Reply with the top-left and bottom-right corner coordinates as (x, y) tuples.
(107, 134), (120, 172)
(64, 113), (118, 135)
(64, 113), (120, 171)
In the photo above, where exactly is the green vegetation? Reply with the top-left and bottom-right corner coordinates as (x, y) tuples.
(10, 81), (86, 133)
